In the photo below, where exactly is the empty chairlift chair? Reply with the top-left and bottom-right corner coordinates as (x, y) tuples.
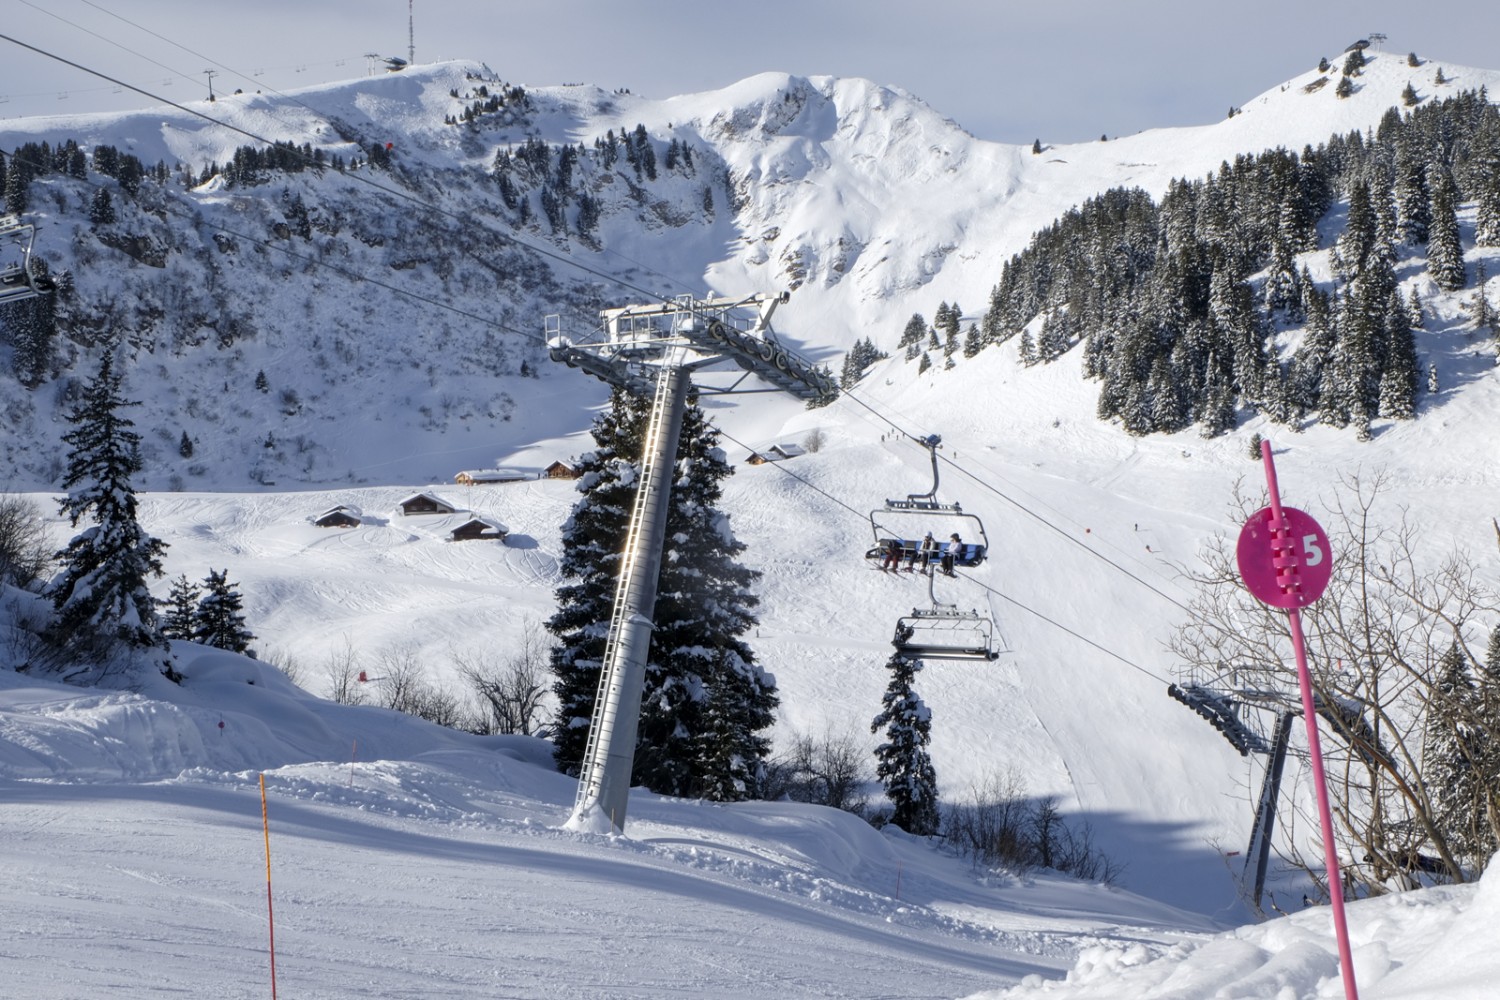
(0, 217), (55, 305)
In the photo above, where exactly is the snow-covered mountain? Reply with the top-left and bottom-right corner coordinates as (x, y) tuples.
(4, 46), (1500, 997)
(4, 49), (1497, 489)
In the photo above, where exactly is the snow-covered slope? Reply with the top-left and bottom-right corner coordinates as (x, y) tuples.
(2, 638), (1496, 999)
(3, 51), (1497, 490)
(3, 48), (1500, 998)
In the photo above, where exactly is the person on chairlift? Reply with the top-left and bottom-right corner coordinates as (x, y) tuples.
(941, 533), (962, 576)
(915, 532), (937, 575)
(881, 537), (903, 572)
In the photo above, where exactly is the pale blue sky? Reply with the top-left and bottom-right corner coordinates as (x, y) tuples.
(4, 1), (1498, 143)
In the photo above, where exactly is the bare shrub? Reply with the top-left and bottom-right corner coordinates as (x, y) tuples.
(941, 767), (1125, 885)
(1, 591), (54, 672)
(0, 494), (52, 590)
(1171, 472), (1500, 890)
(323, 637), (365, 705)
(942, 767), (1035, 872)
(258, 643), (305, 689)
(372, 642), (476, 729)
(454, 621), (552, 736)
(763, 725), (872, 814)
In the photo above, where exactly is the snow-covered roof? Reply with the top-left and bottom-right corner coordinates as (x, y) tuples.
(397, 491), (457, 511)
(454, 469), (532, 483)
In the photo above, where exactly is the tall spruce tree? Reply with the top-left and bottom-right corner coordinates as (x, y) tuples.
(1378, 290), (1419, 419)
(1334, 181), (1378, 281)
(1423, 642), (1492, 868)
(193, 568), (256, 653)
(1427, 164), (1467, 291)
(159, 573), (200, 641)
(47, 351), (172, 673)
(870, 650), (940, 835)
(547, 388), (775, 800)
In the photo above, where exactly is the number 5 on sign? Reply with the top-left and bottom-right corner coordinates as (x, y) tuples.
(1236, 506), (1332, 609)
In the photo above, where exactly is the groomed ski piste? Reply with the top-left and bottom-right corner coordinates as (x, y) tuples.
(1, 605), (1497, 1000)
(5, 328), (1499, 997)
(4, 44), (1500, 1000)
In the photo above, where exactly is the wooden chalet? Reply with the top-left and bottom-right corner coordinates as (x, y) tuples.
(454, 468), (530, 486)
(746, 442), (808, 466)
(543, 460), (581, 480)
(449, 517), (508, 542)
(398, 492), (458, 516)
(313, 505), (361, 528)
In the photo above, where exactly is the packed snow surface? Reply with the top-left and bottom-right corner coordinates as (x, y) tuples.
(3, 48), (1500, 1000)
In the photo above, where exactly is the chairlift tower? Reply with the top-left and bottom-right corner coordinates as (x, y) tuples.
(1168, 669), (1397, 916)
(545, 293), (834, 834)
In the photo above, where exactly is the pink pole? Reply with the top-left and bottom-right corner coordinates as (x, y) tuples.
(1261, 441), (1359, 1000)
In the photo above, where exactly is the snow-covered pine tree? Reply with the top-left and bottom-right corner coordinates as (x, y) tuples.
(193, 568), (255, 654)
(159, 573), (200, 641)
(962, 323), (982, 359)
(3, 280), (56, 388)
(898, 313), (928, 351)
(547, 388), (776, 800)
(1379, 289), (1419, 419)
(870, 650), (940, 836)
(641, 398), (774, 799)
(1423, 642), (1492, 869)
(1334, 181), (1377, 281)
(1394, 142), (1431, 244)
(88, 187), (116, 226)
(1476, 152), (1500, 248)
(1427, 164), (1467, 291)
(1036, 309), (1071, 363)
(46, 351), (172, 674)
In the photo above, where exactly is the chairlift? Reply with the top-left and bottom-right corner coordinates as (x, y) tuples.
(889, 572), (1004, 662)
(867, 433), (987, 568)
(0, 217), (56, 305)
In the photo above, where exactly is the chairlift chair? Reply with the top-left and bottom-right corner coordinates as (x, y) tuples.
(0, 217), (55, 305)
(866, 433), (987, 569)
(889, 572), (1005, 662)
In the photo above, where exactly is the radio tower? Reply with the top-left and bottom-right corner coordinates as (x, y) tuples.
(408, 0), (415, 66)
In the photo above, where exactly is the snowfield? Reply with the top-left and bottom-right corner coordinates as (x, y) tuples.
(2, 648), (1496, 998)
(3, 43), (1500, 1000)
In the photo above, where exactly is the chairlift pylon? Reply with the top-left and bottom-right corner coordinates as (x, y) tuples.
(0, 217), (56, 306)
(867, 433), (988, 569)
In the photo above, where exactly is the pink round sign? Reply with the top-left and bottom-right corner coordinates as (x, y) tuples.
(1236, 506), (1332, 609)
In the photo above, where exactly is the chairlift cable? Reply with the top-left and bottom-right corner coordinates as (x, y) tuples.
(0, 32), (685, 312)
(17, 0), (209, 95)
(950, 568), (1171, 684)
(0, 28), (710, 310)
(837, 383), (1192, 615)
(714, 428), (1168, 682)
(6, 36), (1178, 676)
(1, 143), (537, 342)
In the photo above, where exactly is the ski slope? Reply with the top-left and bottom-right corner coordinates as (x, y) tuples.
(3, 45), (1500, 1000)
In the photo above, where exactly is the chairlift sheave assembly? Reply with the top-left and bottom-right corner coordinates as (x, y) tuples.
(866, 433), (987, 570)
(0, 216), (56, 305)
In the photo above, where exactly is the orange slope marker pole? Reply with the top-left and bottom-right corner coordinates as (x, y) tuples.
(260, 773), (279, 1000)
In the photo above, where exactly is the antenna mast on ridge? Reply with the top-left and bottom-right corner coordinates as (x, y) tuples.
(408, 0), (415, 66)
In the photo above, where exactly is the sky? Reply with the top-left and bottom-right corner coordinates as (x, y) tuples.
(6, 0), (1500, 144)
